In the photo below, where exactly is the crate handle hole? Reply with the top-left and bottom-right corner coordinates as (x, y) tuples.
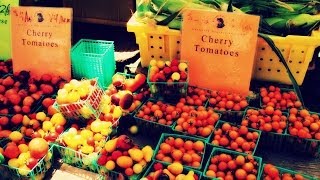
(258, 68), (262, 71)
(177, 51), (180, 54)
(296, 71), (300, 74)
(177, 41), (180, 44)
(301, 51), (304, 53)
(269, 59), (273, 61)
(298, 61), (302, 64)
(261, 47), (265, 50)
(160, 56), (163, 59)
(150, 36), (153, 38)
(159, 46), (162, 49)
(260, 58), (263, 61)
(281, 49), (285, 52)
(289, 60), (292, 63)
(151, 55), (154, 58)
(268, 69), (271, 71)
(151, 46), (154, 48)
(159, 36), (162, 39)
(277, 70), (280, 72)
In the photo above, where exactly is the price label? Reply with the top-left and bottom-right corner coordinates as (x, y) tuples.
(0, 3), (10, 16)
(0, 0), (19, 60)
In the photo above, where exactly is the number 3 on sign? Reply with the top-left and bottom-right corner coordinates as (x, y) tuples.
(0, 4), (10, 16)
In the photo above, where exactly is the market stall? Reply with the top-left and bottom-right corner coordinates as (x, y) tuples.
(0, 0), (319, 179)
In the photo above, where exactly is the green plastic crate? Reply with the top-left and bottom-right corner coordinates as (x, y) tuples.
(53, 126), (111, 172)
(71, 39), (115, 89)
(133, 99), (176, 139)
(141, 160), (203, 179)
(241, 107), (289, 152)
(206, 102), (251, 124)
(182, 86), (211, 107)
(153, 133), (206, 171)
(54, 78), (105, 120)
(259, 88), (302, 110)
(147, 62), (188, 102)
(96, 149), (151, 180)
(208, 120), (261, 155)
(202, 147), (263, 180)
(258, 163), (317, 180)
(171, 111), (221, 143)
(0, 145), (54, 180)
(53, 143), (100, 173)
(283, 111), (320, 157)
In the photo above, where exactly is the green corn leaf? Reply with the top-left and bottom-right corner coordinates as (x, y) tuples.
(227, 0), (233, 12)
(157, 10), (181, 26)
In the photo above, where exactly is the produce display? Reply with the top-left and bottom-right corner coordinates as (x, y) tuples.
(204, 148), (262, 179)
(261, 164), (314, 180)
(148, 59), (188, 98)
(58, 120), (112, 154)
(242, 106), (288, 134)
(210, 121), (261, 154)
(0, 137), (52, 178)
(288, 108), (320, 140)
(142, 161), (201, 180)
(97, 135), (154, 177)
(207, 90), (249, 111)
(173, 106), (220, 138)
(1, 1), (320, 177)
(179, 86), (210, 107)
(154, 134), (205, 169)
(20, 112), (66, 142)
(138, 0), (320, 36)
(0, 71), (64, 115)
(260, 86), (302, 110)
(135, 100), (180, 126)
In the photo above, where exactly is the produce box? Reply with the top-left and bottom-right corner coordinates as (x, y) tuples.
(241, 107), (289, 151)
(133, 99), (178, 138)
(71, 39), (115, 89)
(54, 123), (112, 172)
(141, 160), (202, 180)
(147, 59), (188, 101)
(54, 78), (105, 120)
(95, 135), (154, 180)
(153, 133), (206, 171)
(0, 144), (54, 180)
(172, 106), (221, 142)
(206, 90), (251, 124)
(203, 147), (263, 180)
(259, 87), (302, 110)
(127, 13), (320, 85)
(259, 163), (317, 180)
(209, 120), (261, 155)
(283, 109), (320, 157)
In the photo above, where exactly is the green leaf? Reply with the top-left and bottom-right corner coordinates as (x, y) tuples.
(227, 0), (233, 12)
(157, 11), (180, 26)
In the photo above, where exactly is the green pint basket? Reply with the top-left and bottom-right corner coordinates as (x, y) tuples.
(71, 39), (115, 89)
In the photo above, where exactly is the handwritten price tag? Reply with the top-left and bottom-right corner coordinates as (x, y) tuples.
(0, 3), (10, 16)
(0, 0), (19, 60)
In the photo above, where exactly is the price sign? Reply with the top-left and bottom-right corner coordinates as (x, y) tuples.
(181, 9), (260, 95)
(0, 0), (19, 60)
(11, 6), (72, 80)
